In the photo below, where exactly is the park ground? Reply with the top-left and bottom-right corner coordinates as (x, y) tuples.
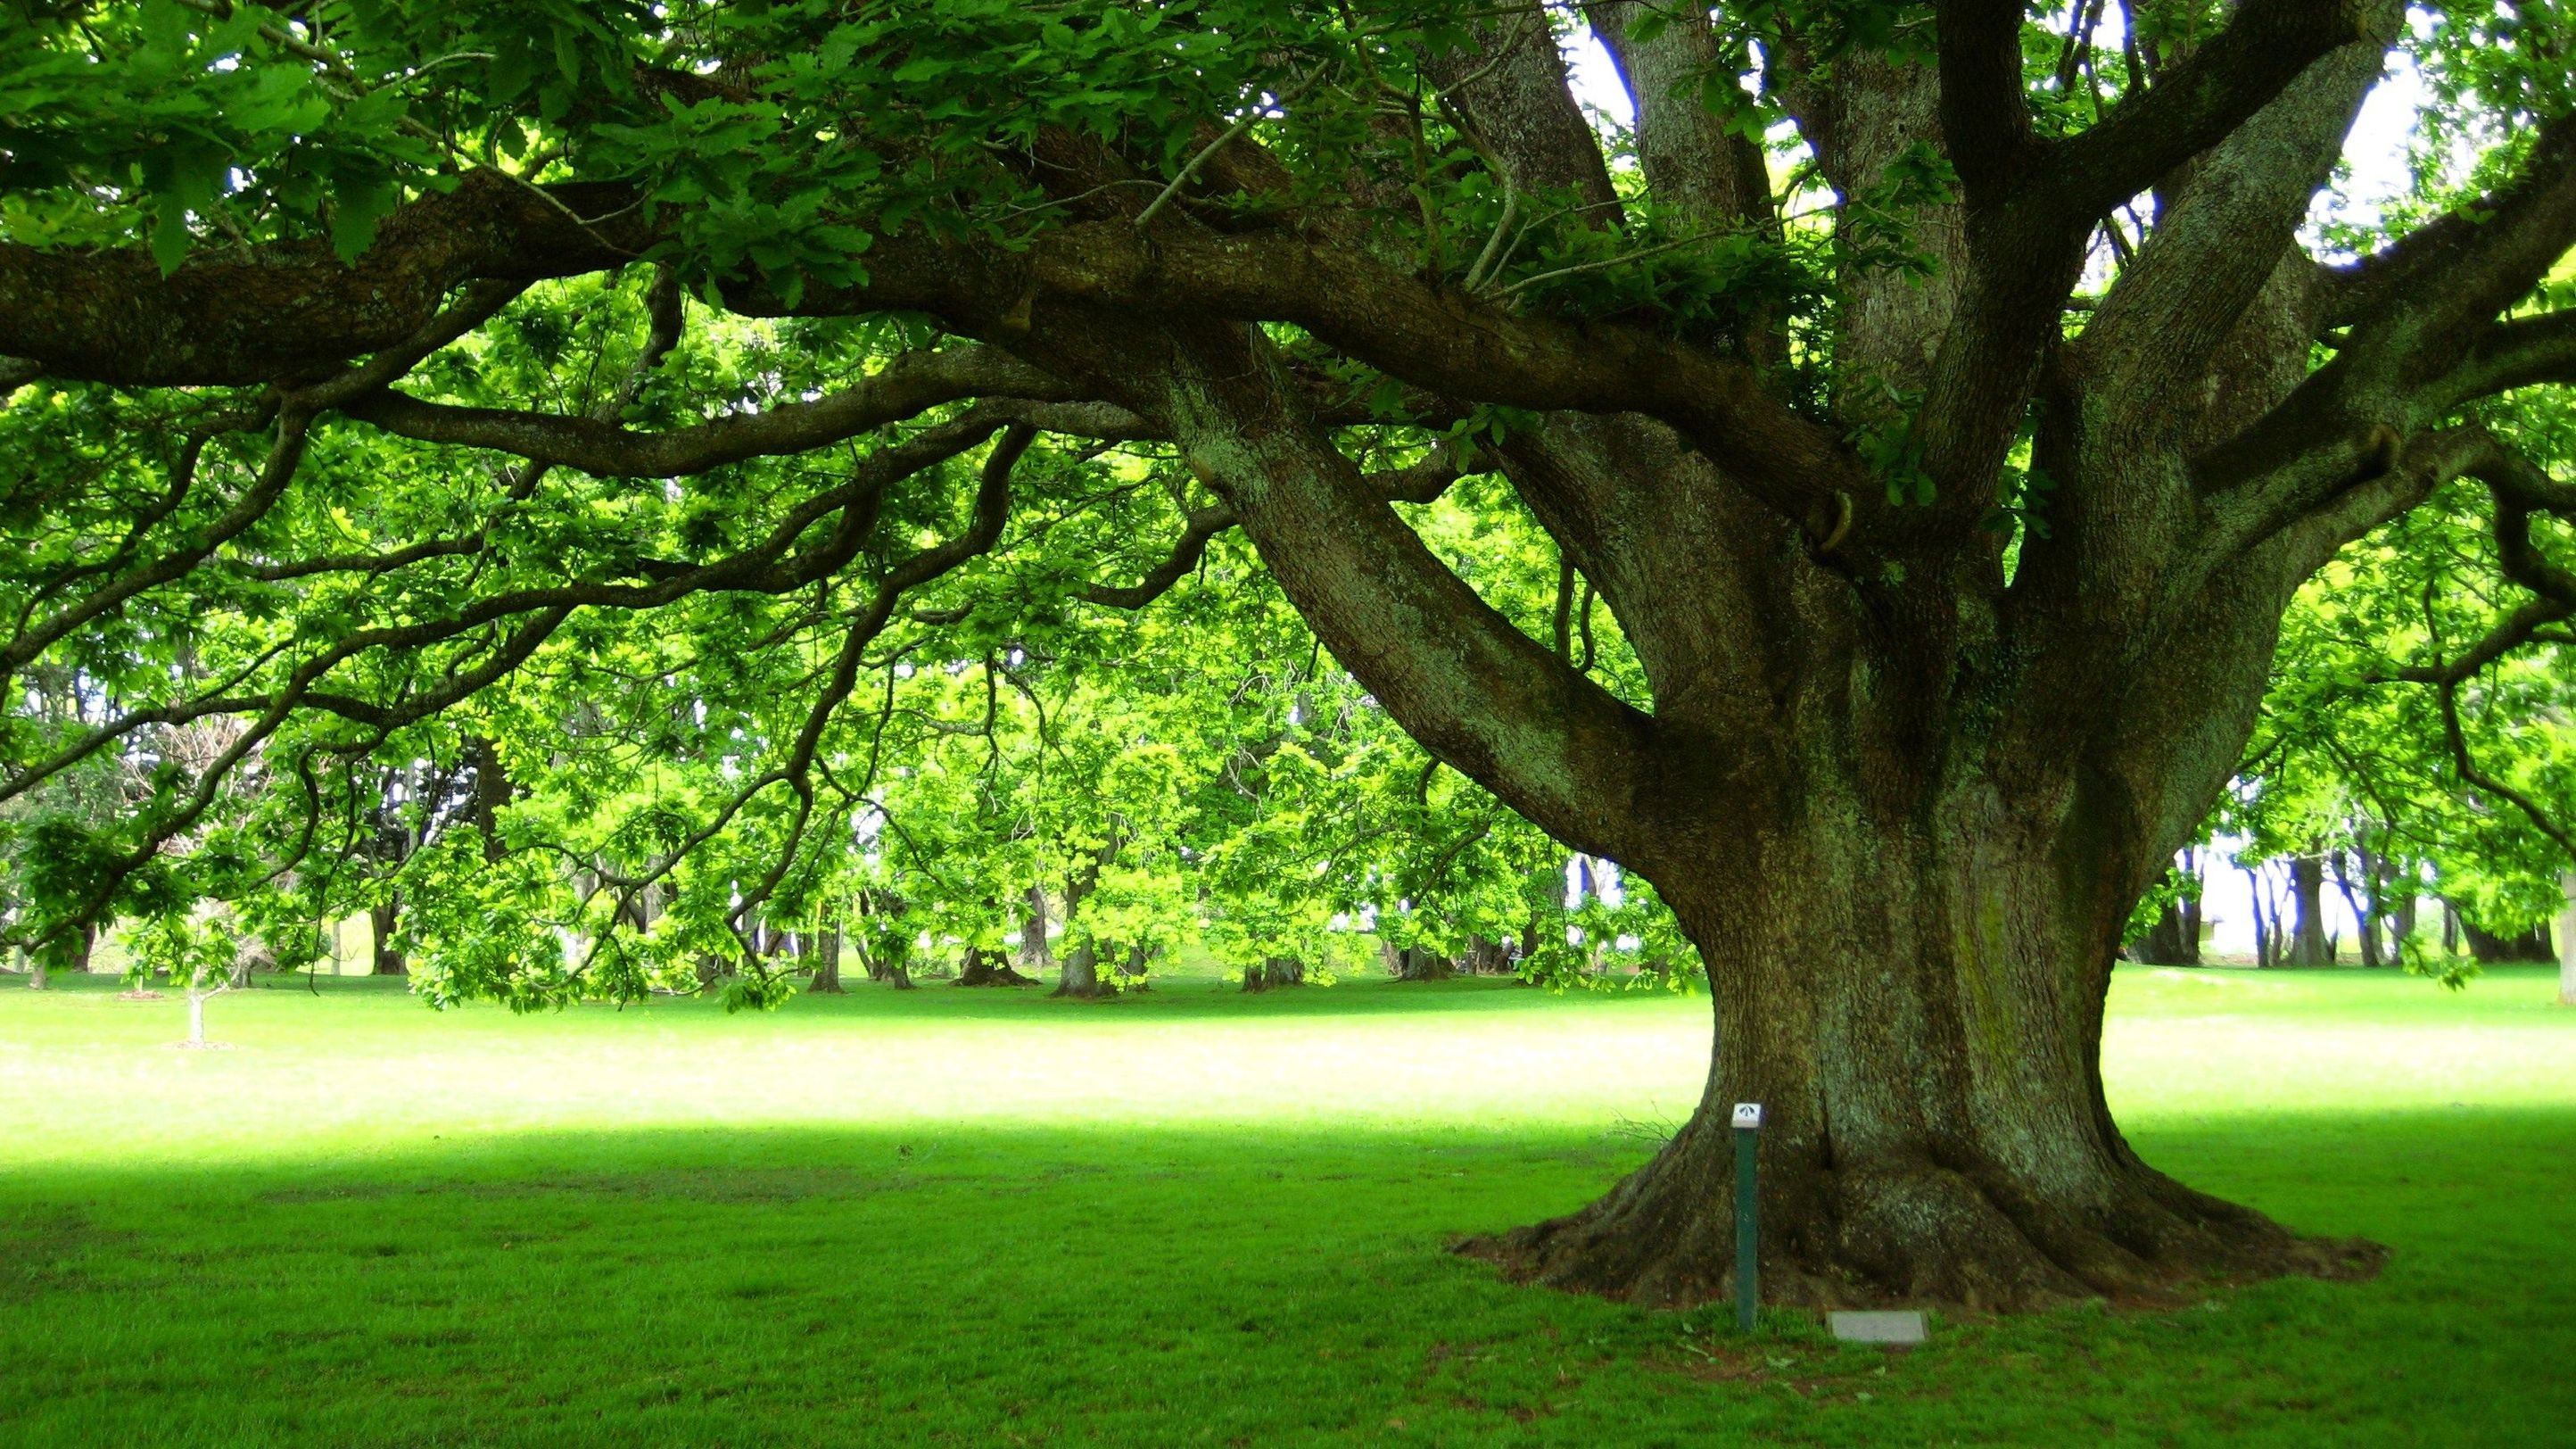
(2, 963), (2572, 1446)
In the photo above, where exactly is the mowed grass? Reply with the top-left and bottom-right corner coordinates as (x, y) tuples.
(3, 964), (2571, 1447)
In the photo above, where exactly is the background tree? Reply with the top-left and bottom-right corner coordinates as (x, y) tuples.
(5, 0), (2576, 1310)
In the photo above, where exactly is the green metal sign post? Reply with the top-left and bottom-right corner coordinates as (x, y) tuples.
(1731, 1101), (1762, 1332)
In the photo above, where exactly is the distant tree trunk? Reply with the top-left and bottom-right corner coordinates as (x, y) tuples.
(957, 946), (1033, 986)
(2560, 874), (2576, 1007)
(1463, 933), (1512, 974)
(2331, 851), (2380, 970)
(70, 921), (94, 976)
(2390, 882), (2417, 963)
(368, 896), (406, 976)
(2243, 863), (2272, 968)
(2441, 898), (2461, 956)
(1383, 942), (1454, 981)
(1020, 886), (1054, 973)
(184, 965), (221, 1046)
(226, 927), (271, 989)
(466, 735), (511, 861)
(2286, 854), (2333, 965)
(1243, 956), (1306, 992)
(26, 950), (45, 991)
(1053, 940), (1105, 998)
(2464, 921), (2554, 964)
(2138, 904), (2196, 965)
(1116, 943), (1152, 988)
(864, 950), (913, 989)
(808, 927), (845, 994)
(696, 954), (730, 989)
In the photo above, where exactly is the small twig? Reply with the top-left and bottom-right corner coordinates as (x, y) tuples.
(1135, 70), (1321, 230)
(1499, 228), (1725, 296)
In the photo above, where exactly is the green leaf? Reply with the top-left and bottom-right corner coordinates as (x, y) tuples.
(330, 170), (400, 265)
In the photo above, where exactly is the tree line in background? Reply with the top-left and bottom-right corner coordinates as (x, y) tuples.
(6, 0), (2576, 1307)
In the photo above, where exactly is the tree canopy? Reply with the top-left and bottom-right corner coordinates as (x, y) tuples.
(5, 0), (2576, 1310)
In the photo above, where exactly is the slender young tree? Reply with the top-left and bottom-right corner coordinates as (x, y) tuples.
(6, 1), (2576, 1308)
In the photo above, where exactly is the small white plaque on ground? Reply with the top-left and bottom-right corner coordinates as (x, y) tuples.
(1829, 1311), (1928, 1344)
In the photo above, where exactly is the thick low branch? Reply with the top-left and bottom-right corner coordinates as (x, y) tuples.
(342, 346), (1071, 477)
(2436, 310), (2576, 408)
(2041, 0), (2376, 220)
(0, 173), (648, 385)
(1010, 224), (1866, 522)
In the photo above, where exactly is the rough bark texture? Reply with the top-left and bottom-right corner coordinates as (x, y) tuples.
(10, 0), (2550, 1316)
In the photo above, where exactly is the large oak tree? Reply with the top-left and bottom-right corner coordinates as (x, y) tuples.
(5, 0), (2575, 1309)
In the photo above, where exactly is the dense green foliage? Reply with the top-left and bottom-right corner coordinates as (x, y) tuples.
(4, 965), (2572, 1445)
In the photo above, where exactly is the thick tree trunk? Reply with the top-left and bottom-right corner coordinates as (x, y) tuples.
(1383, 942), (1455, 981)
(2285, 854), (2333, 965)
(956, 946), (1034, 987)
(1053, 941), (1105, 998)
(1462, 793), (2385, 1311)
(27, 951), (45, 990)
(1242, 955), (1306, 992)
(808, 928), (844, 994)
(1020, 886), (1054, 973)
(368, 897), (405, 977)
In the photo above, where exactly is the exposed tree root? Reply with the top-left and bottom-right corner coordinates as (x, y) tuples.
(1457, 1124), (2384, 1313)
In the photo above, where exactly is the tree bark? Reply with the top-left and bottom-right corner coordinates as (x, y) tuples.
(1242, 955), (1306, 992)
(2245, 864), (2273, 968)
(956, 946), (1035, 987)
(1020, 885), (1054, 973)
(2560, 874), (2576, 1006)
(2331, 849), (2380, 970)
(1053, 941), (1105, 998)
(26, 950), (45, 991)
(1383, 941), (1454, 981)
(808, 927), (845, 994)
(2464, 920), (2554, 964)
(368, 896), (405, 977)
(2286, 853), (2334, 965)
(2137, 903), (2196, 965)
(1460, 793), (2386, 1310)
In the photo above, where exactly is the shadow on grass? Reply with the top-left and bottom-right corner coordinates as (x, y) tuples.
(4, 1105), (2573, 1447)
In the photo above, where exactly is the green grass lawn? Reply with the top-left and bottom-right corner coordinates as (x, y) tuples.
(3, 964), (2571, 1447)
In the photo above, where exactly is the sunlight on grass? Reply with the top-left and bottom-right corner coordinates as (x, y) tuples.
(4, 965), (2572, 1446)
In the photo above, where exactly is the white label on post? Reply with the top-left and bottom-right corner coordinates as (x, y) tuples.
(1730, 1102), (1763, 1130)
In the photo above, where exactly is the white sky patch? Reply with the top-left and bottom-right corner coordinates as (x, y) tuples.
(1557, 17), (2424, 254)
